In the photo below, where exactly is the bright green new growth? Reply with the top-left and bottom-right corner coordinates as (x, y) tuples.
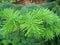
(0, 8), (60, 40)
(20, 8), (60, 39)
(0, 8), (20, 35)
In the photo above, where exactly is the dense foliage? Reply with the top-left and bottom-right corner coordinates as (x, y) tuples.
(0, 2), (60, 45)
(43, 0), (60, 16)
(0, 0), (60, 45)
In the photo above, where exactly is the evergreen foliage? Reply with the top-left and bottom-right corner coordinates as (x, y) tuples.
(0, 2), (60, 45)
(0, 6), (60, 40)
(43, 1), (60, 16)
